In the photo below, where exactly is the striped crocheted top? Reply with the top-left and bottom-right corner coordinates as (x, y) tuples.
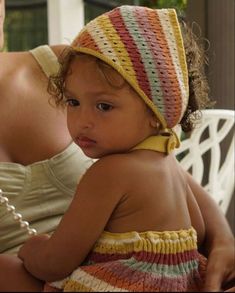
(49, 227), (206, 292)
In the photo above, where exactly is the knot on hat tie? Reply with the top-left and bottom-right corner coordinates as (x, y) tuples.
(131, 130), (180, 155)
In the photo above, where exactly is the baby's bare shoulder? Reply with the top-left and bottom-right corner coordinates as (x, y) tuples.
(85, 152), (171, 189)
(88, 153), (136, 174)
(74, 154), (137, 203)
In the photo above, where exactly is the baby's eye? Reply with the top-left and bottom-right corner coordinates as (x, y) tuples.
(97, 103), (113, 112)
(66, 98), (80, 107)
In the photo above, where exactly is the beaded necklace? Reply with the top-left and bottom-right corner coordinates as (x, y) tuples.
(0, 188), (37, 236)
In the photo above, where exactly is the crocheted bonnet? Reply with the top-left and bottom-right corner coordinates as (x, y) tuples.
(72, 5), (189, 152)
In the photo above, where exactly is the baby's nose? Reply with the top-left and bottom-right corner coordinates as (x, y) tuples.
(78, 108), (94, 129)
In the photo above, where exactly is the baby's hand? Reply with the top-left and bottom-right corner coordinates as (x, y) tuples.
(18, 234), (50, 275)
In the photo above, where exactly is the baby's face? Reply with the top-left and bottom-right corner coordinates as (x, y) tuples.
(64, 55), (157, 159)
(0, 0), (5, 49)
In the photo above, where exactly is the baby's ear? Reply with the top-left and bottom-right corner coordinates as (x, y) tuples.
(150, 119), (159, 128)
(149, 113), (160, 129)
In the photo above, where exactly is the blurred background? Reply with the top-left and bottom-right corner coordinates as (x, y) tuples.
(3, 0), (234, 231)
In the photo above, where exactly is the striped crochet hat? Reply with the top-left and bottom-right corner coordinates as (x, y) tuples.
(72, 5), (189, 131)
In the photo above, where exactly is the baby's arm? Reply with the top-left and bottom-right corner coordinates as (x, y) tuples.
(183, 169), (235, 291)
(18, 156), (127, 282)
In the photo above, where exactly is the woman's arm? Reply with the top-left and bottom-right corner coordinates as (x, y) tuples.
(184, 169), (235, 291)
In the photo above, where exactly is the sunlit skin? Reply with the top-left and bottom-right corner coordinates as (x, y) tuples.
(0, 0), (5, 49)
(64, 55), (158, 159)
(0, 45), (72, 165)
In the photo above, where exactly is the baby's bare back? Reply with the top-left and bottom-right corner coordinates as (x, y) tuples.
(105, 151), (205, 244)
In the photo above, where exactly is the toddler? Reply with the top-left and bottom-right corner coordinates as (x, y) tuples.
(1, 5), (214, 292)
(26, 5), (210, 291)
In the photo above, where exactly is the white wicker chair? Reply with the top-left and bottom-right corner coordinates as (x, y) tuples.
(175, 109), (235, 214)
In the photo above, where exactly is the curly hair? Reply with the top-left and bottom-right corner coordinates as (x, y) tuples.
(48, 18), (213, 132)
(48, 47), (77, 107)
(178, 17), (214, 132)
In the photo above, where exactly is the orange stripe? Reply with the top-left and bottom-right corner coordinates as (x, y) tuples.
(75, 30), (102, 53)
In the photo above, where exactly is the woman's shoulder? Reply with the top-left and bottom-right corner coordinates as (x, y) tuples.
(0, 50), (43, 92)
(50, 44), (68, 57)
(0, 52), (32, 106)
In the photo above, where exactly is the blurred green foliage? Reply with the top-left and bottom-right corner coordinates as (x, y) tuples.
(85, 0), (187, 23)
(4, 0), (187, 51)
(4, 0), (47, 51)
(139, 0), (187, 10)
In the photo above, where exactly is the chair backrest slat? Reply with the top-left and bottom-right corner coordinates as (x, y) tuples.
(175, 109), (235, 214)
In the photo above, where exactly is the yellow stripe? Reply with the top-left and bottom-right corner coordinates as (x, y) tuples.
(99, 227), (196, 239)
(96, 15), (137, 81)
(93, 240), (197, 254)
(64, 280), (94, 292)
(90, 227), (198, 254)
(168, 10), (189, 103)
(87, 17), (119, 63)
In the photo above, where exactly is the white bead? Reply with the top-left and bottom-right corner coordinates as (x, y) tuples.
(0, 190), (37, 236)
(6, 204), (15, 212)
(13, 213), (22, 221)
(20, 221), (29, 228)
(0, 196), (9, 205)
(28, 228), (37, 236)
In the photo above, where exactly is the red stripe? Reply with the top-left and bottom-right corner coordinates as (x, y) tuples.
(88, 249), (199, 266)
(133, 249), (199, 265)
(89, 251), (133, 263)
(107, 7), (153, 100)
